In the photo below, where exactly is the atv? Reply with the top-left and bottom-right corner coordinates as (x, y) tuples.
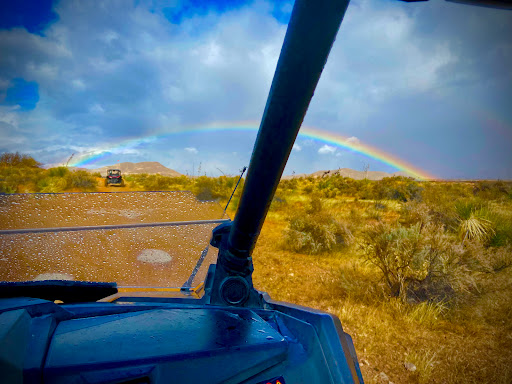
(104, 169), (125, 187)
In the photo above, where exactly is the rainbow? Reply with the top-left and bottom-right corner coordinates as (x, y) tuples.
(70, 121), (436, 180)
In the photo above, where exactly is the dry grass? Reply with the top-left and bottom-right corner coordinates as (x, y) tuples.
(251, 194), (512, 384)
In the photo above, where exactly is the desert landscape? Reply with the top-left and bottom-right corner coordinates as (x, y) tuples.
(1, 155), (512, 383)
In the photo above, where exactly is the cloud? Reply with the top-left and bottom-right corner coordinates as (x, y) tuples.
(292, 143), (302, 151)
(89, 103), (105, 114)
(184, 147), (198, 154)
(318, 144), (337, 155)
(0, 0), (287, 166)
(346, 136), (360, 145)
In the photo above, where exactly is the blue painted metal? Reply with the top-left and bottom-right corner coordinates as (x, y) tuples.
(0, 294), (362, 384)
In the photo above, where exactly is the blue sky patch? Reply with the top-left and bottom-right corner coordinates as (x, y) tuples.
(2, 78), (40, 110)
(271, 0), (293, 24)
(0, 0), (58, 35)
(163, 0), (250, 24)
(162, 0), (292, 24)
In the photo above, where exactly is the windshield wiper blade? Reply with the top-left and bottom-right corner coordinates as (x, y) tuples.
(0, 281), (117, 303)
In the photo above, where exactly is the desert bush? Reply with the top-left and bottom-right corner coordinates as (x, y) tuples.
(459, 241), (512, 274)
(283, 197), (353, 254)
(303, 184), (314, 194)
(360, 222), (475, 302)
(141, 174), (173, 190)
(194, 176), (227, 201)
(0, 177), (19, 193)
(280, 178), (298, 191)
(37, 176), (68, 193)
(283, 213), (353, 254)
(47, 167), (70, 178)
(422, 182), (473, 207)
(0, 157), (46, 193)
(400, 202), (433, 227)
(374, 176), (424, 202)
(472, 180), (512, 200)
(490, 220), (512, 247)
(0, 152), (41, 168)
(269, 195), (287, 211)
(92, 172), (102, 178)
(66, 170), (97, 190)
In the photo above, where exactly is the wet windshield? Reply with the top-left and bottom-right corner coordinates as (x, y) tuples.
(0, 191), (228, 288)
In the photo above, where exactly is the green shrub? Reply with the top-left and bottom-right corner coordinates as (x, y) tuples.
(0, 152), (41, 168)
(303, 184), (314, 194)
(48, 167), (70, 178)
(0, 178), (18, 193)
(37, 176), (68, 193)
(490, 218), (512, 247)
(141, 175), (173, 190)
(472, 180), (512, 200)
(360, 222), (474, 302)
(66, 170), (97, 190)
(269, 195), (287, 211)
(194, 176), (221, 201)
(374, 176), (424, 202)
(283, 212), (353, 254)
(283, 197), (353, 254)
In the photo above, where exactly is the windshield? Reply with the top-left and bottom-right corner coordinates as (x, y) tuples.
(0, 191), (228, 289)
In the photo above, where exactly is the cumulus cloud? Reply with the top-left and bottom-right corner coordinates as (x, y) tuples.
(318, 145), (337, 155)
(0, 1), (286, 165)
(184, 147), (198, 154)
(292, 143), (302, 151)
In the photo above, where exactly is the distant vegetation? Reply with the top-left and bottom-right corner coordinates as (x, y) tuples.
(0, 152), (97, 193)
(126, 173), (244, 202)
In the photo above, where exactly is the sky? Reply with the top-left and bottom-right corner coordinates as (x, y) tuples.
(0, 0), (511, 179)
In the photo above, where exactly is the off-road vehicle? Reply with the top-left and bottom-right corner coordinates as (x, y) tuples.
(104, 169), (125, 187)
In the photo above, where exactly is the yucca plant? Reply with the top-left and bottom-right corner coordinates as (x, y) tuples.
(455, 202), (495, 243)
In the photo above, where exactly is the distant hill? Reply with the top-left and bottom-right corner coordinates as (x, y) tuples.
(282, 168), (416, 180)
(89, 162), (182, 177)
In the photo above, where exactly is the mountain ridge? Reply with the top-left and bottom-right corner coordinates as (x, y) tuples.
(72, 161), (415, 180)
(88, 162), (182, 177)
